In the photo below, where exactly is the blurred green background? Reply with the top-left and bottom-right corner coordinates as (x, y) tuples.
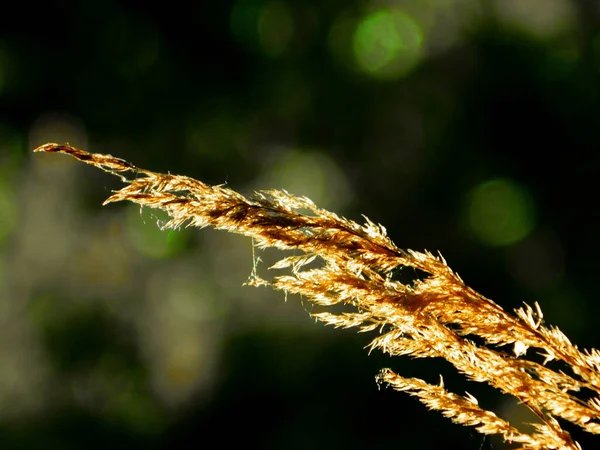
(1, 0), (600, 448)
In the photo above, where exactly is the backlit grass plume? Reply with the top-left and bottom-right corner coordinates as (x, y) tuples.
(35, 143), (600, 449)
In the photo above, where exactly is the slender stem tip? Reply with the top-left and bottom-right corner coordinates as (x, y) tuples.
(33, 143), (68, 153)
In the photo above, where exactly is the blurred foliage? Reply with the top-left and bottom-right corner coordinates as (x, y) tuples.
(1, 0), (599, 448)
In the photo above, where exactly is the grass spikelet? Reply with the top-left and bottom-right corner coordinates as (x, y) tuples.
(35, 143), (600, 449)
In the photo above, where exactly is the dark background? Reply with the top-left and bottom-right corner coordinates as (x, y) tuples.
(1, 0), (599, 448)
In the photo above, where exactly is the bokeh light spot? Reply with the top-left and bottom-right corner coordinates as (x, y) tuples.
(255, 149), (352, 211)
(467, 178), (535, 247)
(126, 207), (188, 259)
(493, 0), (575, 39)
(353, 8), (423, 80)
(28, 112), (89, 178)
(258, 2), (294, 57)
(29, 112), (89, 154)
(231, 0), (294, 56)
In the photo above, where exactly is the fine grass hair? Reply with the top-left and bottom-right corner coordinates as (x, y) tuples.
(35, 143), (600, 449)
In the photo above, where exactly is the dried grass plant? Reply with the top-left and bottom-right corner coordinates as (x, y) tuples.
(35, 143), (600, 449)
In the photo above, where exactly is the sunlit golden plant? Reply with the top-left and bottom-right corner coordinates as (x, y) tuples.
(35, 143), (600, 449)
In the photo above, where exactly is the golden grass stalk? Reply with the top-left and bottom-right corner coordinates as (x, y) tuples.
(35, 143), (600, 449)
